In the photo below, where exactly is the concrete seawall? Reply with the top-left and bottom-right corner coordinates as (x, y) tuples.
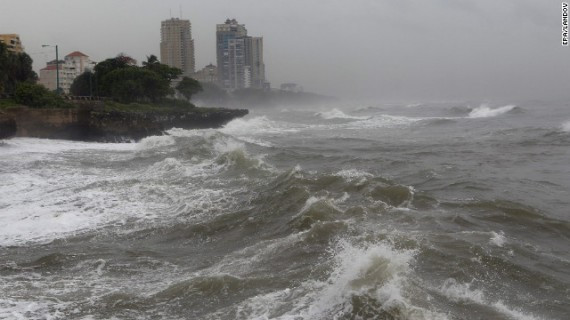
(0, 105), (248, 142)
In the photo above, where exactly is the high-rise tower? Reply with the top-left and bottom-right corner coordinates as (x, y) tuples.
(160, 18), (195, 76)
(216, 19), (266, 90)
(216, 19), (247, 90)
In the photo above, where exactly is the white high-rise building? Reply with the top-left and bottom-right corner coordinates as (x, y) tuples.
(160, 18), (195, 76)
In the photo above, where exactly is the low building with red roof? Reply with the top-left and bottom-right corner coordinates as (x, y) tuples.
(39, 51), (96, 93)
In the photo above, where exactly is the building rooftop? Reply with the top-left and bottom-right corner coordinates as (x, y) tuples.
(66, 51), (88, 57)
(41, 65), (61, 71)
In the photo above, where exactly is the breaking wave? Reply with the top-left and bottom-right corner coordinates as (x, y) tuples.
(315, 108), (369, 120)
(232, 241), (448, 320)
(221, 116), (299, 136)
(468, 104), (518, 118)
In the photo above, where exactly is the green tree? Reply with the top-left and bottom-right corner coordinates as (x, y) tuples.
(93, 54), (136, 96)
(13, 82), (69, 108)
(176, 77), (203, 101)
(142, 54), (159, 68)
(104, 67), (171, 103)
(0, 42), (37, 94)
(142, 54), (182, 82)
(0, 43), (6, 93)
(70, 71), (94, 96)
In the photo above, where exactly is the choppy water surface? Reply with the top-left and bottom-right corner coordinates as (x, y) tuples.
(1, 101), (569, 319)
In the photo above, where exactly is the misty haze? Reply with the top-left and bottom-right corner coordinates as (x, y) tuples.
(0, 1), (569, 319)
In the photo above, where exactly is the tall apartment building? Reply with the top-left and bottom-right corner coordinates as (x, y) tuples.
(216, 19), (265, 90)
(216, 19), (247, 90)
(160, 18), (195, 76)
(244, 37), (265, 89)
(0, 34), (24, 53)
(39, 51), (96, 93)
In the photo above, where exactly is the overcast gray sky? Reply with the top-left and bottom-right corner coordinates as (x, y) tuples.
(2, 0), (569, 100)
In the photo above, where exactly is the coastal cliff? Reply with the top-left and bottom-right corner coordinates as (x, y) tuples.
(1, 104), (248, 142)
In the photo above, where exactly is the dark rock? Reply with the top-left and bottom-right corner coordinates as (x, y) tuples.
(0, 112), (17, 139)
(87, 109), (249, 142)
(3, 105), (248, 142)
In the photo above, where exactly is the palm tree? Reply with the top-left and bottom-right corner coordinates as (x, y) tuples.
(142, 55), (160, 68)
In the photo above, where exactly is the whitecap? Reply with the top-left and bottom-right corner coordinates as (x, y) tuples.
(334, 169), (373, 180)
(220, 116), (298, 136)
(315, 108), (369, 120)
(439, 278), (541, 320)
(468, 104), (516, 118)
(440, 278), (485, 304)
(489, 231), (506, 247)
(340, 114), (421, 130)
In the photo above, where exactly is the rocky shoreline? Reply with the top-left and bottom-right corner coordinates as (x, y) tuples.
(0, 104), (248, 142)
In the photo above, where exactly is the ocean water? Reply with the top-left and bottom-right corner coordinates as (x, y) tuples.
(1, 101), (569, 320)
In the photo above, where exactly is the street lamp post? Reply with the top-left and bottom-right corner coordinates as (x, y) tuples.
(42, 44), (59, 94)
